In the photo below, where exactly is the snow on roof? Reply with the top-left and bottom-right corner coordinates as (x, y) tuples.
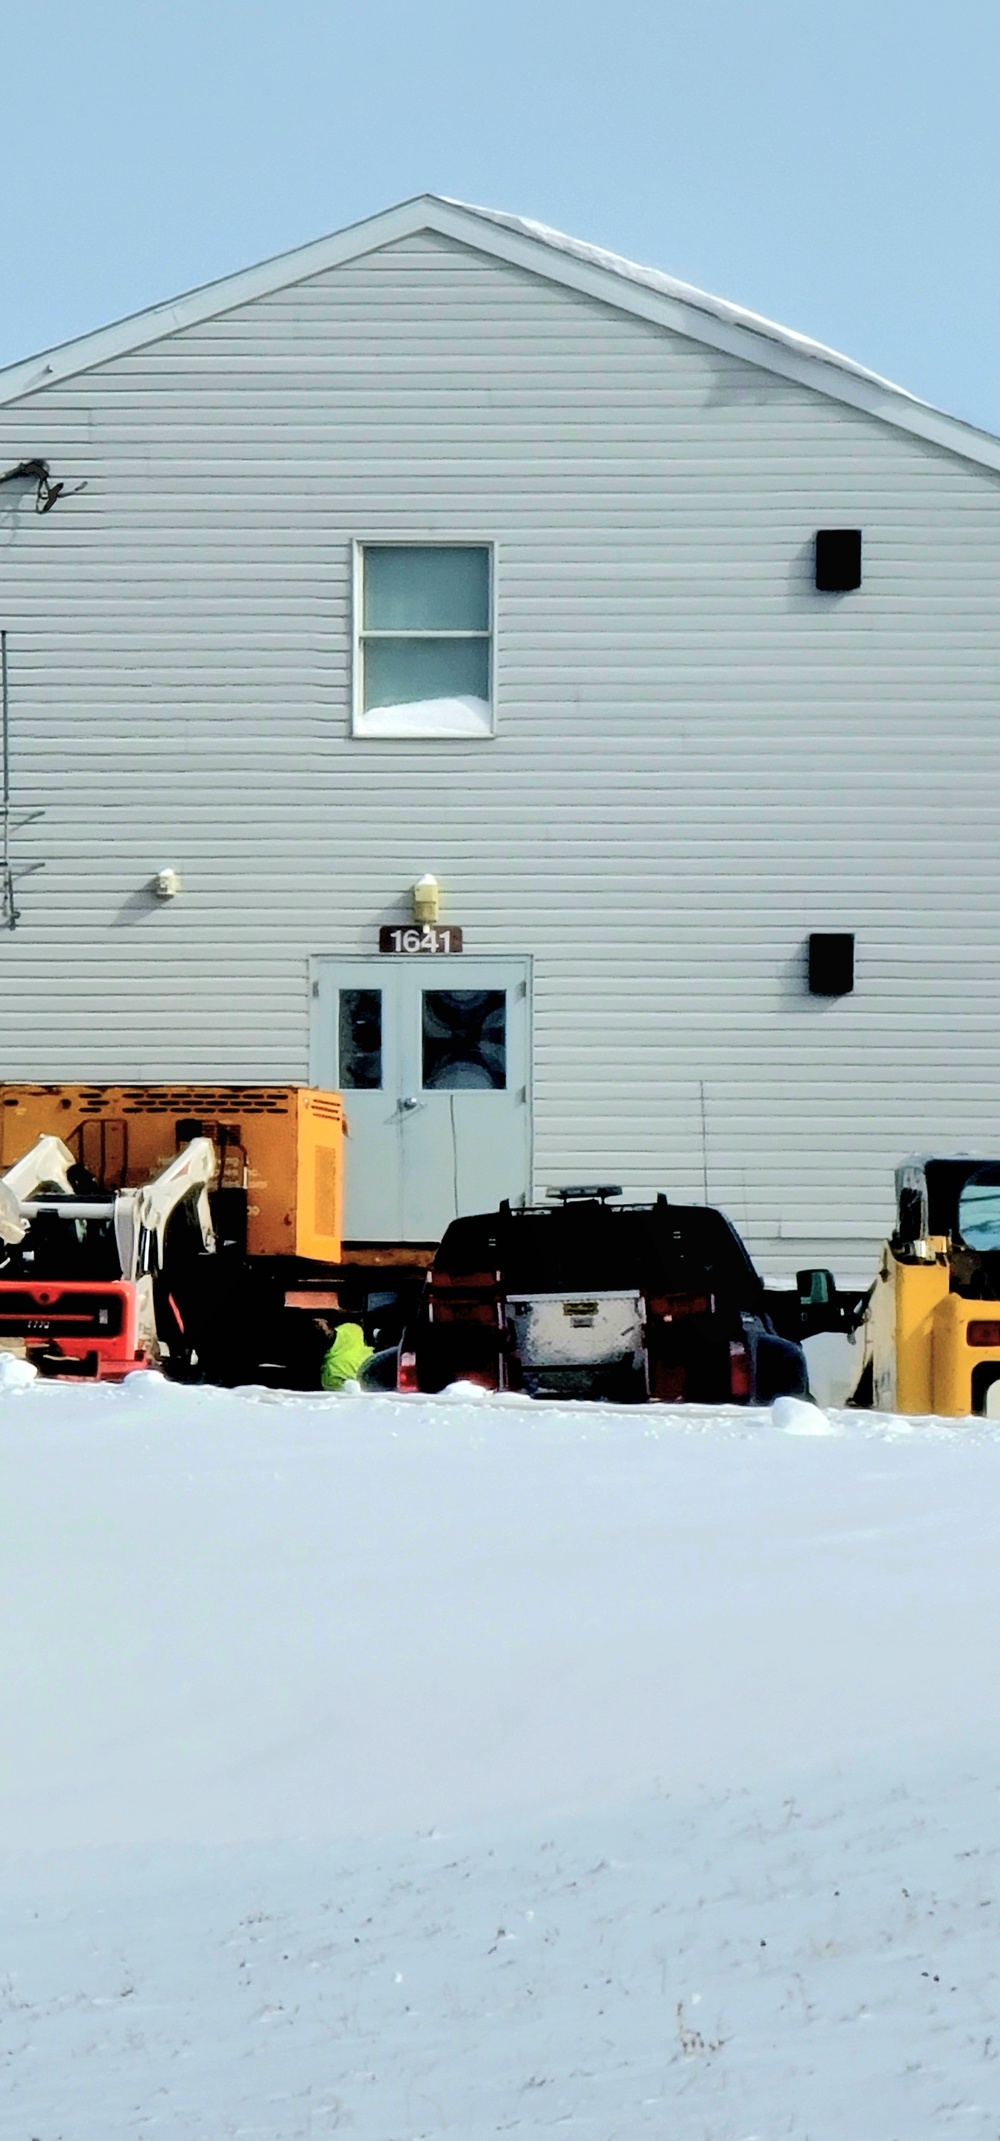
(0, 193), (998, 472)
(449, 198), (916, 404)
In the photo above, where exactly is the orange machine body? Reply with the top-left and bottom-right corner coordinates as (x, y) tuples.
(0, 1084), (344, 1263)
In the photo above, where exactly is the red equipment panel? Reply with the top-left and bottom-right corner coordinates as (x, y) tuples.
(0, 1279), (150, 1379)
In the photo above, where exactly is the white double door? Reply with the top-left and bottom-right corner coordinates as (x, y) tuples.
(311, 957), (531, 1241)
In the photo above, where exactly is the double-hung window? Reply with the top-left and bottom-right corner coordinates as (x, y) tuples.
(353, 543), (493, 738)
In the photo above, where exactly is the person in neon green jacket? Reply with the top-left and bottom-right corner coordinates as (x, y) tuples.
(320, 1318), (374, 1391)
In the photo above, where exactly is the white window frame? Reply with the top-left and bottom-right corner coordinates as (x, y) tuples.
(351, 539), (496, 739)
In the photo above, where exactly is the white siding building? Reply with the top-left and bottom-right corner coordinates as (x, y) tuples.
(1, 195), (999, 1275)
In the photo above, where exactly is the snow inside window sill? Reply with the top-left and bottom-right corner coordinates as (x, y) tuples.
(354, 695), (494, 740)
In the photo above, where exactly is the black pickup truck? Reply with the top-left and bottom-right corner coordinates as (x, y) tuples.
(377, 1189), (813, 1403)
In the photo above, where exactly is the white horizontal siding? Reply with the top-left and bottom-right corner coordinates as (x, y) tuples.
(1, 230), (1000, 1276)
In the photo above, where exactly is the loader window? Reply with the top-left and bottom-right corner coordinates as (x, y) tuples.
(958, 1166), (1000, 1253)
(339, 989), (382, 1089)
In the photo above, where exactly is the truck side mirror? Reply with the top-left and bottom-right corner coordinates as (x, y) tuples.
(797, 1267), (836, 1309)
(796, 1267), (844, 1335)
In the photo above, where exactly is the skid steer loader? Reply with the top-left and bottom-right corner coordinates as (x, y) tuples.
(856, 1156), (1000, 1416)
(790, 1155), (1000, 1416)
(0, 1132), (217, 1378)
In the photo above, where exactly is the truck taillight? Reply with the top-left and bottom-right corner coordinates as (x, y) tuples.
(397, 1349), (418, 1392)
(729, 1338), (752, 1399)
(967, 1321), (1000, 1348)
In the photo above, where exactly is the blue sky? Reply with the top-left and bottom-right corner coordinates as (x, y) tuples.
(4, 1), (999, 431)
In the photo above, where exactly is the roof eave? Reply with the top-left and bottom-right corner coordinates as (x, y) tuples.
(1, 193), (999, 477)
(0, 195), (442, 407)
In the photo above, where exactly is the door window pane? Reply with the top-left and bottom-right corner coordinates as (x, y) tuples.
(339, 989), (382, 1089)
(363, 546), (490, 632)
(422, 990), (506, 1090)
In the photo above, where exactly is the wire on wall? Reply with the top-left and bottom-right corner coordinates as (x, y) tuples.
(0, 458), (86, 514)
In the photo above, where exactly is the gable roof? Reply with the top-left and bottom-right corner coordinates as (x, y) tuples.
(1, 192), (998, 475)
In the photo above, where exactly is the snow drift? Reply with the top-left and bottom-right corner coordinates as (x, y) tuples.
(3, 1377), (1000, 2136)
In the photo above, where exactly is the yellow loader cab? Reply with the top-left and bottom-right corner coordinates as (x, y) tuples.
(867, 1157), (1000, 1416)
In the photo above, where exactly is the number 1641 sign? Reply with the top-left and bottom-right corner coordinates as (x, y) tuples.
(379, 925), (464, 955)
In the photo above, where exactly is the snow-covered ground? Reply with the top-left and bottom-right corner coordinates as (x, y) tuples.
(3, 1374), (1000, 2136)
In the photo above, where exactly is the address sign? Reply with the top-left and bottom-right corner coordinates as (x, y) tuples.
(379, 925), (463, 955)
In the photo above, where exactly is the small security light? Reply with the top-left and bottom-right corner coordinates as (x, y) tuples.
(412, 874), (440, 924)
(154, 867), (182, 900)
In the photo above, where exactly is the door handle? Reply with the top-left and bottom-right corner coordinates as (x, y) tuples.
(400, 1095), (424, 1113)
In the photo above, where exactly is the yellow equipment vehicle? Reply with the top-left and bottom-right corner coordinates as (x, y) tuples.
(827, 1156), (1000, 1417)
(866, 1157), (1000, 1415)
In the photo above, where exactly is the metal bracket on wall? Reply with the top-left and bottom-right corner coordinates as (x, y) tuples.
(1, 631), (45, 931)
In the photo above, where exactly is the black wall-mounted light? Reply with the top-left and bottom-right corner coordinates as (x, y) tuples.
(815, 528), (862, 592)
(808, 932), (855, 995)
